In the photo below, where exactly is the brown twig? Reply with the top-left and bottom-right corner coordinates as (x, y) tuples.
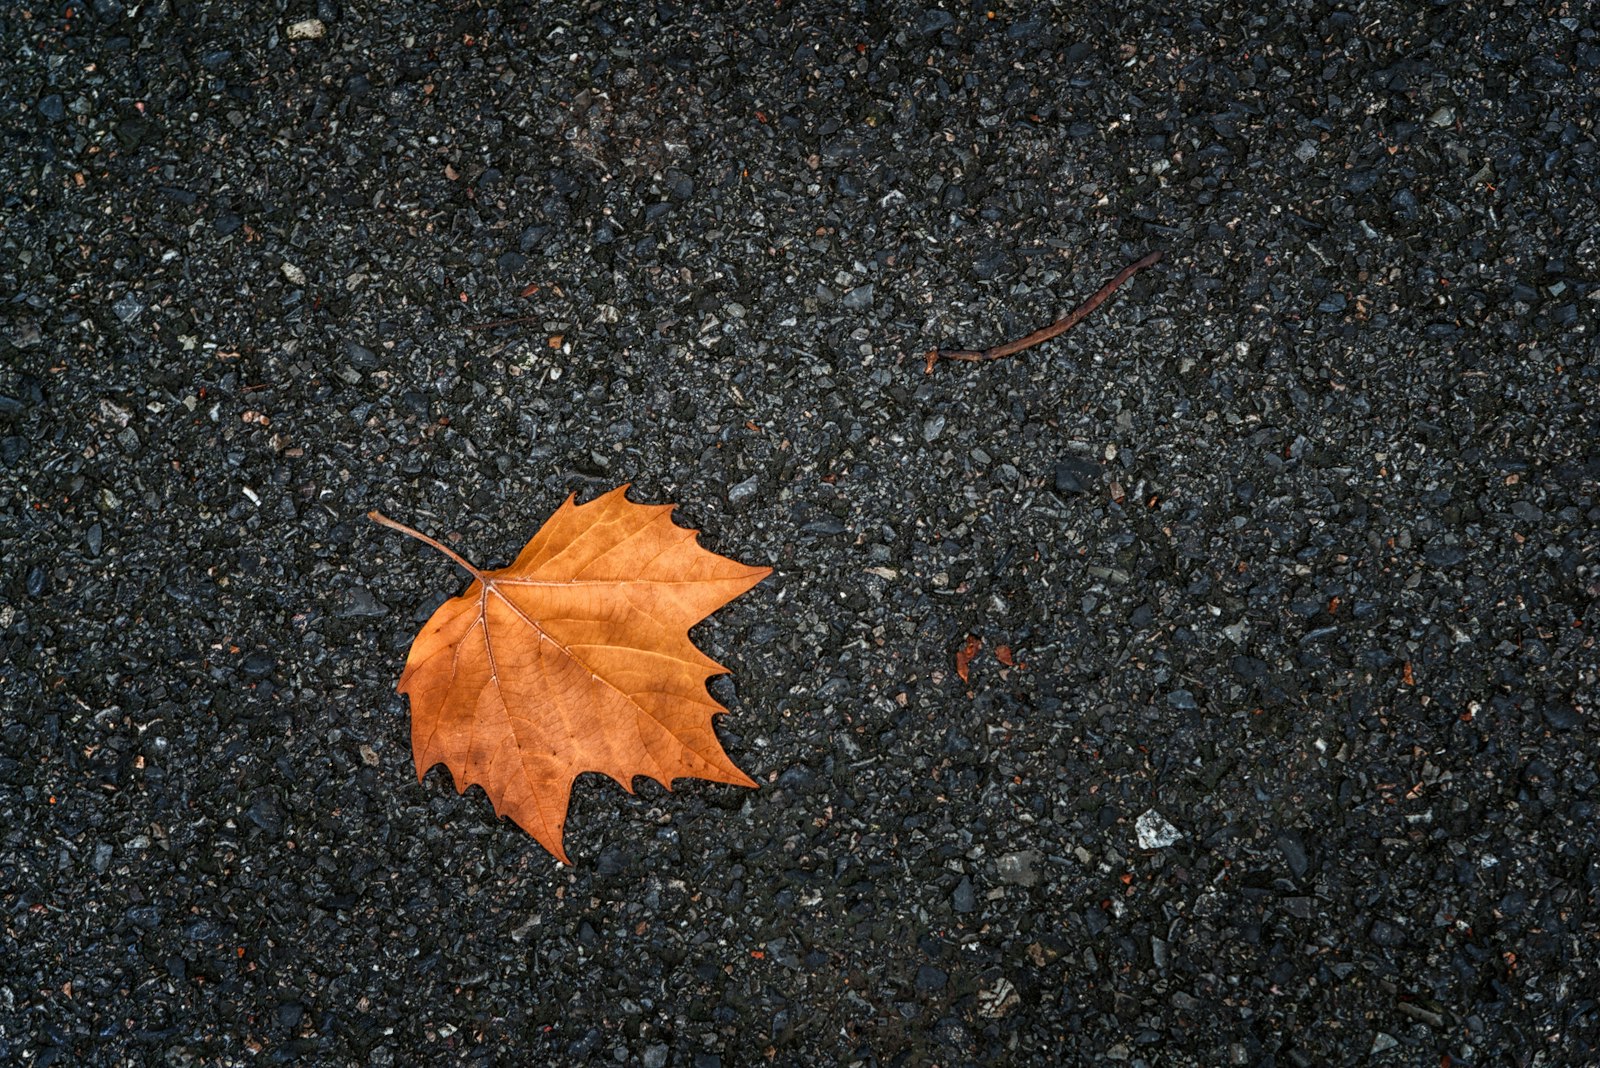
(469, 280), (563, 331)
(464, 315), (544, 332)
(923, 250), (1164, 373)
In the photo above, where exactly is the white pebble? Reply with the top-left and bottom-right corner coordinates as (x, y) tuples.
(1135, 809), (1183, 849)
(287, 18), (326, 41)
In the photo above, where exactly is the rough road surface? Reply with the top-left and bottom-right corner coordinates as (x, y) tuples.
(3, 3), (1596, 1065)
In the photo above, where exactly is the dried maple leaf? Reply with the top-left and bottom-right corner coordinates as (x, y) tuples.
(370, 486), (770, 864)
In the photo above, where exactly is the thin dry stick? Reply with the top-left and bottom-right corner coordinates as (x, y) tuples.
(924, 250), (1164, 373)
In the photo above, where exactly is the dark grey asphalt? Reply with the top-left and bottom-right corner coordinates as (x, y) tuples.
(3, 2), (1597, 1066)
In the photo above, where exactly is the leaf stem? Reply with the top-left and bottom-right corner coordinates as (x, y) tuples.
(368, 510), (483, 580)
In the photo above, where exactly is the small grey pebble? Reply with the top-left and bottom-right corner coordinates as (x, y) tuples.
(728, 475), (759, 507)
(112, 294), (144, 323)
(1369, 919), (1405, 947)
(952, 875), (976, 913)
(1542, 705), (1581, 731)
(339, 586), (389, 618)
(345, 341), (379, 369)
(1277, 831), (1310, 878)
(1053, 456), (1100, 494)
(839, 283), (874, 311)
(996, 850), (1042, 887)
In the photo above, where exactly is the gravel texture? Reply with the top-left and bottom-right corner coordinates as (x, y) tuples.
(3, 2), (1598, 1065)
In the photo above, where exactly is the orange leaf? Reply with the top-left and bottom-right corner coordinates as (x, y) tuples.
(371, 486), (770, 864)
(955, 635), (982, 683)
(994, 644), (1014, 667)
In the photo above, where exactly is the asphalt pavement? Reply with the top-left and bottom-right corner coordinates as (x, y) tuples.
(3, 2), (1597, 1065)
